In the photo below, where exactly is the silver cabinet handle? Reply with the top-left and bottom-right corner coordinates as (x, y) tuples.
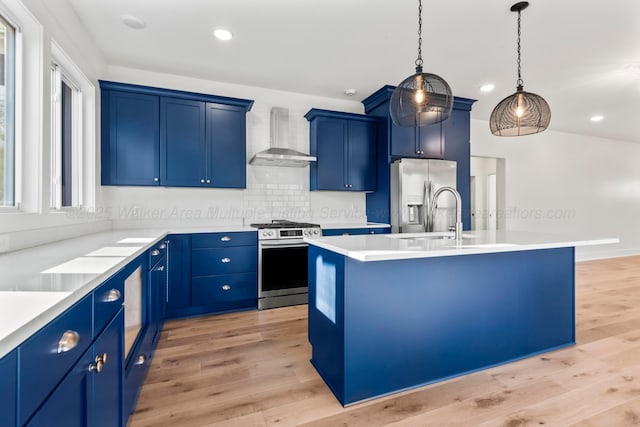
(159, 243), (166, 249)
(154, 177), (159, 182)
(57, 330), (80, 353)
(221, 258), (231, 263)
(88, 353), (108, 373)
(151, 249), (160, 256)
(135, 354), (146, 366)
(105, 289), (121, 302)
(156, 265), (165, 272)
(220, 236), (231, 242)
(344, 184), (348, 188)
(200, 179), (205, 183)
(221, 284), (231, 291)
(206, 179), (211, 184)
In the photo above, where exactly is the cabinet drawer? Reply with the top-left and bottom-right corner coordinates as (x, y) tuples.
(191, 231), (257, 248)
(148, 240), (168, 268)
(192, 246), (257, 276)
(20, 295), (93, 423)
(94, 274), (124, 337)
(192, 273), (257, 305)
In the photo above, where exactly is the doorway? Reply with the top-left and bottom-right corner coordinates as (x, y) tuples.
(470, 157), (505, 231)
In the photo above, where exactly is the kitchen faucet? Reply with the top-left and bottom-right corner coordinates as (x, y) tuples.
(431, 186), (463, 240)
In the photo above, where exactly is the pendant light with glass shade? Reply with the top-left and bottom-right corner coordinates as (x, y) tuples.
(490, 1), (551, 136)
(390, 0), (453, 127)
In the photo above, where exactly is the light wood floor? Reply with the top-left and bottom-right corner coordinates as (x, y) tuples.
(129, 256), (640, 427)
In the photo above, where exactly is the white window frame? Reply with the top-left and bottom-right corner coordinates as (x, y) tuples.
(50, 62), (83, 209)
(50, 40), (95, 212)
(0, 10), (18, 210)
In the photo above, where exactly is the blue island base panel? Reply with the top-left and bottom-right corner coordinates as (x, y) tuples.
(308, 245), (576, 406)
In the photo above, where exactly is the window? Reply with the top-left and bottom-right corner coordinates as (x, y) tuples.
(0, 14), (15, 207)
(50, 62), (82, 208)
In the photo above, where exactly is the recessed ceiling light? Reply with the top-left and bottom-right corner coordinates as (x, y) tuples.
(121, 15), (146, 30)
(213, 29), (233, 41)
(344, 89), (357, 96)
(480, 84), (495, 93)
(590, 115), (604, 122)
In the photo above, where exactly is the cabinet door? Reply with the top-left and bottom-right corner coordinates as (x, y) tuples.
(315, 118), (347, 190)
(347, 120), (376, 191)
(26, 349), (92, 427)
(390, 123), (418, 157)
(106, 91), (159, 185)
(166, 235), (192, 316)
(206, 103), (246, 188)
(417, 121), (444, 159)
(93, 309), (125, 427)
(160, 98), (206, 187)
(0, 351), (17, 427)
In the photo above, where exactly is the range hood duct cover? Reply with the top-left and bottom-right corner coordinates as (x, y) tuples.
(249, 107), (316, 167)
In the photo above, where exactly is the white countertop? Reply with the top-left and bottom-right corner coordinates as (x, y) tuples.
(0, 225), (258, 359)
(304, 230), (619, 262)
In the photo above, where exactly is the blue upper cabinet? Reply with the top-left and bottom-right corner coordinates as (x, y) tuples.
(103, 91), (160, 186)
(362, 85), (475, 227)
(207, 103), (247, 188)
(390, 120), (444, 159)
(160, 98), (206, 187)
(305, 109), (377, 192)
(100, 81), (253, 188)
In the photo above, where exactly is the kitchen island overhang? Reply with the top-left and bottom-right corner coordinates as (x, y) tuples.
(305, 231), (618, 406)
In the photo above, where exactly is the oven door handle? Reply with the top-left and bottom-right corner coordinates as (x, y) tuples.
(259, 242), (308, 249)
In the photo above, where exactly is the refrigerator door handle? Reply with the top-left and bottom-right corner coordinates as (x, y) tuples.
(423, 180), (430, 232)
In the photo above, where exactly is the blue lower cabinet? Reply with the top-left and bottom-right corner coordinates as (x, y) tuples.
(165, 234), (192, 319)
(19, 296), (93, 423)
(0, 350), (17, 427)
(192, 246), (257, 276)
(26, 309), (124, 427)
(124, 344), (151, 420)
(93, 310), (125, 427)
(192, 272), (257, 307)
(322, 227), (390, 236)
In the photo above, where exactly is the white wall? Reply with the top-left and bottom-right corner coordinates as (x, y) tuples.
(0, 0), (110, 253)
(470, 156), (497, 230)
(470, 119), (640, 260)
(102, 66), (369, 229)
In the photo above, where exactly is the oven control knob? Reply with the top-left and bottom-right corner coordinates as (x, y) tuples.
(313, 229), (320, 236)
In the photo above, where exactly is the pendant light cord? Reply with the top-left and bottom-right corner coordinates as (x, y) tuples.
(415, 0), (423, 72)
(516, 9), (523, 90)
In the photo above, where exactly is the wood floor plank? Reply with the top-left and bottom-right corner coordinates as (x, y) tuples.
(129, 255), (640, 427)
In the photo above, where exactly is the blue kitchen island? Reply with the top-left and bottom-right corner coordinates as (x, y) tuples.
(305, 230), (617, 406)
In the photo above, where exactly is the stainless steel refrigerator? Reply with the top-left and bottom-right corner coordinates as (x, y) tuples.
(390, 158), (458, 233)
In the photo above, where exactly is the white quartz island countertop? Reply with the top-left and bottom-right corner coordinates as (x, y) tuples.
(304, 230), (619, 262)
(0, 226), (255, 358)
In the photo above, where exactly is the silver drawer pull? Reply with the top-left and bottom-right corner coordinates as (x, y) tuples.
(88, 360), (103, 373)
(105, 289), (121, 302)
(221, 236), (231, 242)
(57, 330), (80, 353)
(221, 257), (231, 263)
(135, 354), (146, 366)
(151, 249), (160, 256)
(159, 243), (166, 249)
(222, 284), (231, 291)
(156, 265), (165, 272)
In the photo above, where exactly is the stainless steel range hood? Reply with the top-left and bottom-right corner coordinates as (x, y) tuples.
(249, 107), (316, 167)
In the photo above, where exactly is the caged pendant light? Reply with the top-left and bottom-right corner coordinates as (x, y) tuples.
(390, 0), (453, 128)
(490, 1), (551, 137)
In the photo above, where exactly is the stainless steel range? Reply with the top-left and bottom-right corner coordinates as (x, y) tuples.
(251, 220), (321, 309)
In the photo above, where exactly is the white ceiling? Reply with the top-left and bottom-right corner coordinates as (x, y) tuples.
(67, 0), (640, 143)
